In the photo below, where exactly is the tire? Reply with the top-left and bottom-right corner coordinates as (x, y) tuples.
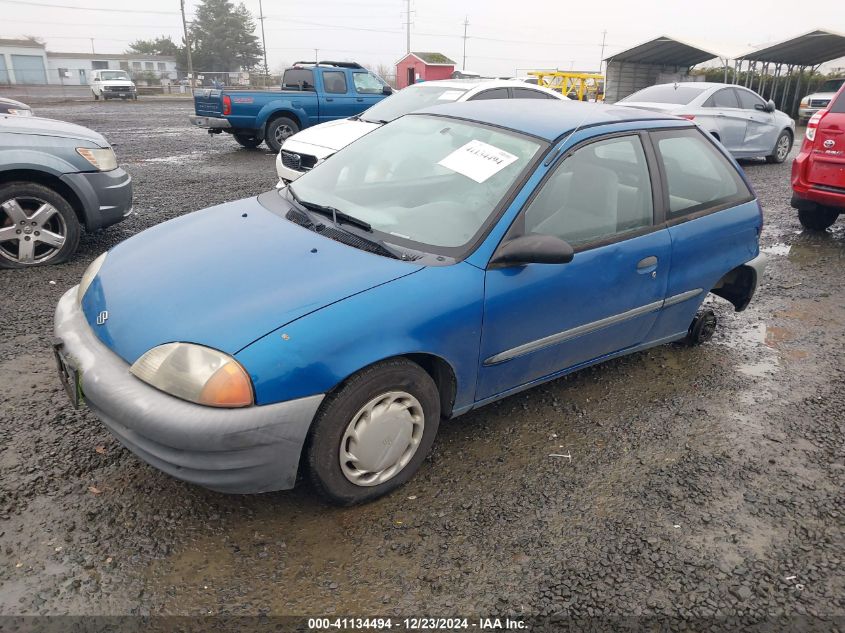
(133, 95), (138, 101)
(306, 358), (441, 505)
(685, 310), (717, 346)
(233, 133), (263, 149)
(264, 116), (299, 152)
(93, 93), (99, 101)
(798, 207), (839, 231)
(766, 130), (793, 164)
(0, 182), (81, 268)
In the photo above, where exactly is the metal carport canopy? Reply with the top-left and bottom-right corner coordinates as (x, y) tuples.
(604, 35), (719, 67)
(603, 36), (720, 103)
(737, 29), (845, 65)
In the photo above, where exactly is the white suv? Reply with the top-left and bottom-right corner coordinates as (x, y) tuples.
(275, 79), (566, 184)
(799, 78), (844, 123)
(90, 69), (137, 101)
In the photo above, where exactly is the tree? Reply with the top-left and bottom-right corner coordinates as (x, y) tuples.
(188, 0), (263, 72)
(127, 36), (179, 57)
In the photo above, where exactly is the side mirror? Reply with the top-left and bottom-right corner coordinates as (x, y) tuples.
(489, 233), (575, 267)
(766, 99), (776, 113)
(382, 85), (393, 95)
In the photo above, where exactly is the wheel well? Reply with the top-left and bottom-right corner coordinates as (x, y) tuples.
(710, 264), (757, 312)
(0, 169), (85, 226)
(267, 111), (301, 130)
(403, 353), (458, 419)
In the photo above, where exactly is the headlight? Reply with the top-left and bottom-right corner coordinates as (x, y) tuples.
(130, 343), (254, 408)
(800, 97), (809, 106)
(77, 251), (107, 303)
(76, 147), (118, 171)
(8, 108), (32, 116)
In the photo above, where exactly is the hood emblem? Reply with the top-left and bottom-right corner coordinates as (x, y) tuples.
(96, 310), (109, 325)
(823, 139), (835, 148)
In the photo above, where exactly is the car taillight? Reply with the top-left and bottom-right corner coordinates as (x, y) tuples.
(222, 94), (232, 116)
(806, 111), (823, 141)
(679, 114), (696, 120)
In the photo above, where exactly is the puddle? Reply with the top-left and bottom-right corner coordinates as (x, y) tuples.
(737, 358), (779, 378)
(142, 151), (209, 164)
(762, 243), (791, 256)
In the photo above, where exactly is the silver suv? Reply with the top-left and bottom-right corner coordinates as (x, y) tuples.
(0, 114), (132, 267)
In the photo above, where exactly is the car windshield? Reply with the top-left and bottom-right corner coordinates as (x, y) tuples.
(819, 79), (845, 93)
(360, 84), (472, 123)
(99, 71), (130, 81)
(288, 114), (544, 251)
(621, 84), (707, 105)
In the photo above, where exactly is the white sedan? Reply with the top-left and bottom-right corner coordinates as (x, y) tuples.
(276, 79), (566, 184)
(619, 82), (795, 164)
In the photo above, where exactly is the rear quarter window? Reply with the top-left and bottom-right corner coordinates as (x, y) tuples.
(283, 68), (315, 91)
(651, 128), (753, 217)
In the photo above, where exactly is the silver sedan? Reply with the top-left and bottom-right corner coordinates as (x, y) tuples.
(619, 82), (795, 163)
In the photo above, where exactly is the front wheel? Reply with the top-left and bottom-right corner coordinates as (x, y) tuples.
(306, 358), (441, 505)
(264, 116), (299, 152)
(766, 130), (792, 164)
(0, 182), (81, 268)
(93, 92), (99, 101)
(798, 207), (839, 231)
(233, 133), (263, 149)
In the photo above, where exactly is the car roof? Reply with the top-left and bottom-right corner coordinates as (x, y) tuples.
(416, 99), (683, 142)
(409, 78), (550, 90)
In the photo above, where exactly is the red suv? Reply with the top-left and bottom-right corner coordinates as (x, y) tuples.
(791, 82), (845, 230)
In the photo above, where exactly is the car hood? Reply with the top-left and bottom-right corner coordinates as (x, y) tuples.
(81, 196), (422, 363)
(805, 92), (837, 100)
(0, 115), (109, 146)
(284, 117), (381, 152)
(99, 79), (134, 85)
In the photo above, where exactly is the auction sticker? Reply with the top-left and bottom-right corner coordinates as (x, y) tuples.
(438, 140), (518, 183)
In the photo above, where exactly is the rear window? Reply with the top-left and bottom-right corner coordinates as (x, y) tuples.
(622, 84), (707, 105)
(283, 68), (314, 91)
(651, 128), (753, 217)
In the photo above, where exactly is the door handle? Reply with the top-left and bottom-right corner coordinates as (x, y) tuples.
(325, 98), (334, 102)
(637, 256), (658, 275)
(356, 97), (364, 102)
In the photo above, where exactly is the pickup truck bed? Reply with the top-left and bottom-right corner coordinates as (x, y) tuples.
(189, 63), (391, 152)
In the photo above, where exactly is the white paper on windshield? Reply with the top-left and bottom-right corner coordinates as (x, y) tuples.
(438, 140), (519, 183)
(437, 90), (464, 101)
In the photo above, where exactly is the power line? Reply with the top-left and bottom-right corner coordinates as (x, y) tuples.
(0, 0), (181, 13)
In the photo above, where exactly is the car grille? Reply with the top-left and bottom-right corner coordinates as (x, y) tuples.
(280, 151), (318, 172)
(810, 99), (830, 108)
(106, 85), (131, 92)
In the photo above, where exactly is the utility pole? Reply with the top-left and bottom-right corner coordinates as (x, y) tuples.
(180, 0), (194, 89)
(462, 16), (469, 70)
(258, 0), (268, 85)
(598, 30), (607, 74)
(90, 38), (95, 54)
(314, 49), (319, 62)
(404, 0), (412, 54)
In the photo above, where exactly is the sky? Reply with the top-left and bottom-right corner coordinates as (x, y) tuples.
(2, 0), (844, 77)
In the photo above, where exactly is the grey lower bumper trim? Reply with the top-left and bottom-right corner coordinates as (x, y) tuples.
(189, 114), (231, 129)
(53, 287), (323, 493)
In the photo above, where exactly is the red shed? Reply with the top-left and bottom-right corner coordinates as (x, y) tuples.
(395, 52), (456, 89)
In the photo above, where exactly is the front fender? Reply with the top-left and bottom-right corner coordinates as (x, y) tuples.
(236, 262), (485, 413)
(0, 149), (82, 176)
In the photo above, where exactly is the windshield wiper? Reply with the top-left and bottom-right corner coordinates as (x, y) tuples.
(287, 186), (372, 232)
(359, 118), (390, 125)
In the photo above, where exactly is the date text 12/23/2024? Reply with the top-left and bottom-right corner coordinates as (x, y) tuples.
(308, 617), (527, 630)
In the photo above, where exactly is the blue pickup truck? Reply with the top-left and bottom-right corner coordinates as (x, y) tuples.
(189, 62), (392, 152)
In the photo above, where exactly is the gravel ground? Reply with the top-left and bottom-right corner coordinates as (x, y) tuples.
(0, 100), (842, 625)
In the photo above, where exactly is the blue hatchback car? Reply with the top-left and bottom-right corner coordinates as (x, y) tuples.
(54, 100), (765, 504)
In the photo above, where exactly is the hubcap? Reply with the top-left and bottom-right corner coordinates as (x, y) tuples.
(274, 125), (293, 144)
(777, 135), (790, 160)
(0, 197), (66, 265)
(339, 391), (425, 487)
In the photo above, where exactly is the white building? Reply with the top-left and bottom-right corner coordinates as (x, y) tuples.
(0, 39), (178, 85)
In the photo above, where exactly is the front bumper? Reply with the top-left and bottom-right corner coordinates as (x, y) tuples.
(53, 287), (324, 493)
(189, 115), (231, 130)
(798, 106), (824, 121)
(60, 168), (133, 231)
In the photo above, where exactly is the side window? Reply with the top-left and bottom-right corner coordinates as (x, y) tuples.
(468, 88), (509, 101)
(283, 68), (314, 91)
(736, 89), (765, 110)
(652, 128), (752, 217)
(704, 88), (739, 108)
(513, 87), (554, 100)
(831, 89), (845, 114)
(323, 71), (348, 94)
(523, 135), (654, 247)
(353, 72), (384, 94)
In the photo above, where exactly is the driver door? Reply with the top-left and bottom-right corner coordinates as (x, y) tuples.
(476, 133), (671, 401)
